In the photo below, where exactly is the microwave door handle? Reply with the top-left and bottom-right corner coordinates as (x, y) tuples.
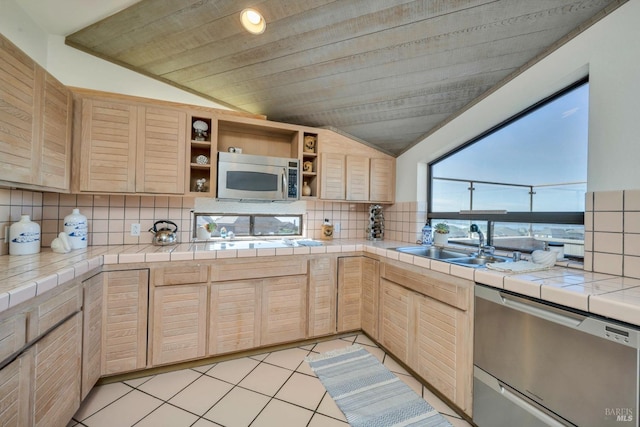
(282, 168), (287, 199)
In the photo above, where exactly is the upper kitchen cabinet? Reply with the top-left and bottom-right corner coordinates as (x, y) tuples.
(0, 34), (72, 192)
(216, 116), (299, 158)
(72, 91), (186, 194)
(318, 129), (395, 203)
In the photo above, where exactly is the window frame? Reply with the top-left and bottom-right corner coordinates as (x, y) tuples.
(427, 78), (588, 253)
(192, 212), (303, 239)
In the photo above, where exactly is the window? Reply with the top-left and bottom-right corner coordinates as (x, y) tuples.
(193, 213), (302, 239)
(429, 80), (588, 256)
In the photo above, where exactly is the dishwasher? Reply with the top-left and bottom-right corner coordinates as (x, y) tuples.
(473, 284), (639, 427)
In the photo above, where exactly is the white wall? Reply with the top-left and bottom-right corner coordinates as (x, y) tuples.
(1, 0), (230, 109)
(396, 1), (640, 202)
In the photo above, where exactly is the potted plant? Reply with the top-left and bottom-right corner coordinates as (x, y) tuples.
(433, 223), (450, 246)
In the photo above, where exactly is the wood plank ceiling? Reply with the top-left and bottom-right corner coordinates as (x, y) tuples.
(65, 0), (622, 156)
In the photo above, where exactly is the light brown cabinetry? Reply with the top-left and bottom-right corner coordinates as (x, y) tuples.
(308, 257), (337, 337)
(369, 158), (395, 202)
(0, 34), (72, 191)
(379, 261), (473, 413)
(102, 269), (149, 375)
(361, 257), (380, 339)
(320, 153), (395, 202)
(320, 153), (346, 200)
(75, 96), (186, 194)
(32, 312), (82, 427)
(261, 275), (307, 345)
(337, 257), (363, 332)
(346, 156), (370, 201)
(0, 351), (31, 426)
(81, 273), (103, 400)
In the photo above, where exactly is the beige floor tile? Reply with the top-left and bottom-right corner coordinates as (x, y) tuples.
(238, 363), (292, 396)
(296, 358), (316, 376)
(191, 418), (219, 427)
(362, 345), (385, 362)
(82, 390), (162, 427)
(251, 399), (313, 427)
(73, 382), (132, 421)
(123, 375), (154, 388)
(354, 334), (376, 347)
(316, 393), (346, 421)
(422, 386), (458, 418)
(311, 338), (355, 354)
(397, 372), (424, 396)
(262, 347), (310, 370)
(168, 375), (234, 415)
(191, 362), (216, 373)
(249, 351), (270, 362)
(206, 356), (260, 384)
(308, 413), (349, 426)
(135, 403), (199, 427)
(204, 387), (269, 427)
(275, 372), (326, 410)
(383, 354), (409, 375)
(137, 369), (201, 401)
(444, 414), (473, 426)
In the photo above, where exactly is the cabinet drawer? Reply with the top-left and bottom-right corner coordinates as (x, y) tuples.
(153, 264), (209, 286)
(211, 257), (307, 282)
(27, 281), (82, 341)
(0, 313), (27, 365)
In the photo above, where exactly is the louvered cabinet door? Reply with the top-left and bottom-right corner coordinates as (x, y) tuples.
(136, 106), (186, 194)
(102, 269), (149, 375)
(82, 273), (103, 400)
(379, 278), (411, 364)
(308, 257), (337, 337)
(261, 275), (308, 346)
(337, 257), (362, 332)
(413, 293), (472, 412)
(346, 156), (370, 201)
(80, 98), (137, 192)
(369, 158), (394, 202)
(33, 313), (82, 427)
(320, 153), (345, 200)
(361, 257), (380, 339)
(0, 350), (31, 426)
(0, 35), (38, 185)
(150, 284), (208, 366)
(209, 280), (262, 355)
(40, 70), (72, 190)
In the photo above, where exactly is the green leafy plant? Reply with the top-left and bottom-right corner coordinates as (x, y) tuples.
(433, 223), (450, 234)
(204, 221), (217, 232)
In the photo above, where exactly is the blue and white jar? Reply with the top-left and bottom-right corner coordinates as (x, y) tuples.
(421, 223), (432, 246)
(9, 215), (41, 255)
(64, 208), (88, 249)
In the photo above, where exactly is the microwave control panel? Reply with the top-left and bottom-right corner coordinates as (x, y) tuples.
(288, 161), (299, 199)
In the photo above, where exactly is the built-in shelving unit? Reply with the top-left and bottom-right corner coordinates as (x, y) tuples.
(188, 115), (215, 195)
(302, 132), (319, 198)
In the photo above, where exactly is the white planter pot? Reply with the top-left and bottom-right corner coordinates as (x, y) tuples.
(64, 208), (88, 249)
(433, 232), (449, 246)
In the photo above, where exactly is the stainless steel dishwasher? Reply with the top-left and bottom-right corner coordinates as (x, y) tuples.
(473, 284), (639, 427)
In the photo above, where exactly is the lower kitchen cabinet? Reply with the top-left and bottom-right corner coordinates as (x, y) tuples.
(150, 284), (208, 366)
(379, 278), (411, 363)
(81, 273), (103, 399)
(0, 351), (31, 426)
(308, 257), (337, 337)
(261, 275), (307, 345)
(102, 269), (149, 375)
(361, 257), (379, 339)
(33, 312), (82, 427)
(337, 257), (363, 332)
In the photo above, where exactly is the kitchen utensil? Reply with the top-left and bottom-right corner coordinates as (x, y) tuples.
(148, 220), (178, 246)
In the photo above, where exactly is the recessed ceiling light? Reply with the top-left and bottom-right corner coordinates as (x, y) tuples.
(240, 8), (266, 35)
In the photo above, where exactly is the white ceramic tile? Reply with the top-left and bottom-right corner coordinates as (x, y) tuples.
(594, 190), (623, 211)
(625, 212), (640, 233)
(592, 252), (623, 276)
(0, 293), (9, 312)
(593, 211), (623, 233)
(167, 374), (232, 416)
(625, 189), (640, 211)
(251, 398), (313, 427)
(137, 369), (200, 401)
(430, 260), (451, 274)
(82, 389), (162, 427)
(585, 192), (594, 212)
(473, 269), (505, 288)
(449, 264), (474, 280)
(238, 363), (292, 396)
(275, 372), (326, 410)
(263, 347), (310, 371)
(540, 284), (590, 311)
(36, 274), (58, 295)
(593, 232), (623, 254)
(8, 282), (36, 307)
(503, 277), (541, 298)
(623, 255), (640, 279)
(589, 287), (640, 325)
(624, 233), (640, 256)
(135, 403), (199, 427)
(203, 387), (270, 427)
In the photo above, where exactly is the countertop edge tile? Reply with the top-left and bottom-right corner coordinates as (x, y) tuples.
(504, 277), (542, 298)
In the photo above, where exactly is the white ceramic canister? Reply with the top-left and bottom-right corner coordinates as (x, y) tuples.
(9, 215), (41, 255)
(64, 208), (88, 249)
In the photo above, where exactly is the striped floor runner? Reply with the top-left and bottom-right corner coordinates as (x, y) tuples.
(306, 345), (453, 427)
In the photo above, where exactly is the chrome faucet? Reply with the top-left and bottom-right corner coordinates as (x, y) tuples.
(470, 224), (494, 256)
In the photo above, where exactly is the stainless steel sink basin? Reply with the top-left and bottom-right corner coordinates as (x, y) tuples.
(394, 246), (469, 259)
(393, 246), (513, 268)
(447, 255), (511, 267)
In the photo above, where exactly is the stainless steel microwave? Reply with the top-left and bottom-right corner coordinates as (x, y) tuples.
(217, 152), (299, 201)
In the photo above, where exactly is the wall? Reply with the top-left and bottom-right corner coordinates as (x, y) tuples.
(396, 0), (640, 201)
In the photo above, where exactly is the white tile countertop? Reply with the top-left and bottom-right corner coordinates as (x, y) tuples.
(0, 240), (638, 326)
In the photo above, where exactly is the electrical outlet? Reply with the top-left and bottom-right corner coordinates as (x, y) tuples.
(130, 223), (141, 236)
(334, 222), (341, 232)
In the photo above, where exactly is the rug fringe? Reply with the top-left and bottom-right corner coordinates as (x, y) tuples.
(305, 344), (363, 363)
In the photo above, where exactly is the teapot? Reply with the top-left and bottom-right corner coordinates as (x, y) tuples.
(148, 220), (178, 246)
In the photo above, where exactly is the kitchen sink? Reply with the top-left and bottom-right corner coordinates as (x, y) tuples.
(393, 246), (469, 259)
(393, 246), (512, 268)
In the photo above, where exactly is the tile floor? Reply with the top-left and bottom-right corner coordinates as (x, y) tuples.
(68, 334), (472, 427)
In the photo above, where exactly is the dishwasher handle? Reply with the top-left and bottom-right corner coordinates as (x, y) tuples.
(500, 294), (584, 329)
